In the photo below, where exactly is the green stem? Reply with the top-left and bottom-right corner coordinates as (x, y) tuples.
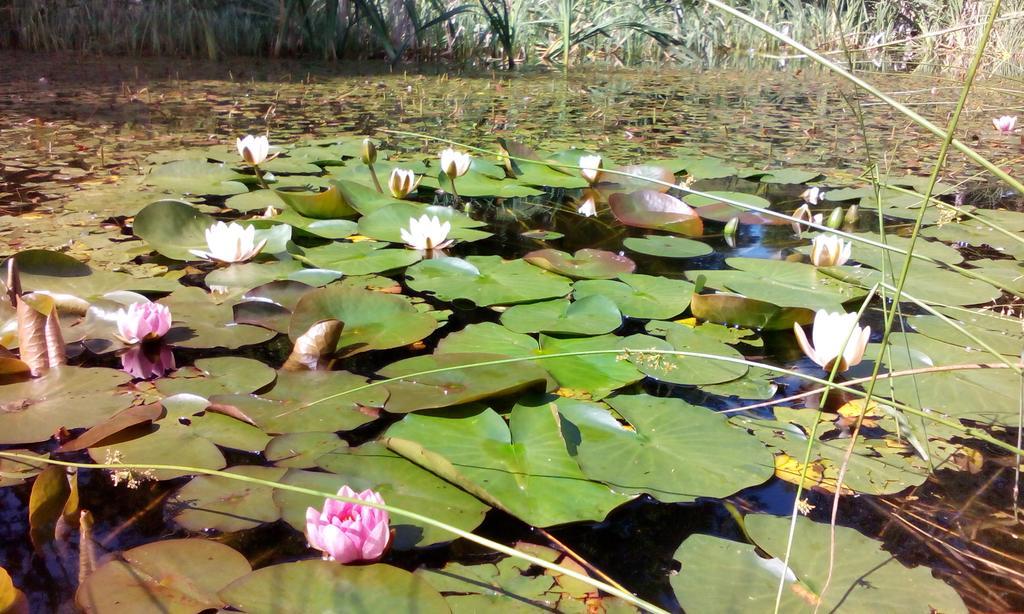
(368, 163), (383, 193)
(0, 451), (669, 614)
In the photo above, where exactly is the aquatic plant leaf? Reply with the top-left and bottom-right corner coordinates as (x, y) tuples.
(689, 257), (866, 312)
(264, 210), (358, 239)
(523, 248), (635, 280)
(837, 232), (963, 267)
(690, 291), (814, 330)
(275, 442), (489, 549)
(133, 200), (289, 261)
(0, 366), (133, 445)
(0, 449), (48, 487)
(620, 323), (747, 385)
(683, 191), (780, 224)
(500, 296), (622, 335)
(160, 287), (276, 349)
(282, 319), (343, 371)
(264, 432), (346, 469)
(623, 235), (713, 258)
(204, 260), (341, 290)
(923, 215), (1024, 259)
(671, 514), (966, 613)
(289, 285), (437, 356)
(220, 560), (449, 614)
(77, 539), (251, 614)
(145, 160), (248, 196)
(539, 335), (643, 399)
(609, 190), (703, 236)
(700, 365), (779, 399)
(436, 322), (539, 357)
(170, 466), (287, 533)
(297, 241), (422, 276)
(823, 260), (1001, 306)
(907, 312), (1024, 356)
(756, 169), (822, 184)
(0, 566), (28, 614)
(664, 155), (738, 179)
(273, 184), (357, 218)
(573, 274), (694, 319)
(406, 256), (573, 307)
(381, 352), (549, 413)
(386, 404), (632, 527)
(28, 464), (71, 551)
(555, 394), (773, 502)
(155, 357), (277, 399)
(211, 370), (386, 434)
(358, 202), (491, 243)
(10, 250), (178, 296)
(964, 258), (1024, 294)
(56, 404), (165, 453)
(330, 178), (409, 215)
(429, 168), (544, 198)
(88, 394), (270, 480)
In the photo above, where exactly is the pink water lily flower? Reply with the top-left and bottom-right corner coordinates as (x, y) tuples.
(793, 309), (871, 372)
(306, 486), (390, 564)
(120, 344), (176, 379)
(992, 115), (1017, 134)
(115, 302), (172, 344)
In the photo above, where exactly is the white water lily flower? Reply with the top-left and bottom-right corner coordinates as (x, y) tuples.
(577, 194), (597, 217)
(810, 234), (851, 267)
(800, 186), (825, 205)
(389, 168), (421, 199)
(189, 221), (267, 263)
(993, 115), (1017, 134)
(400, 215), (453, 251)
(439, 147), (471, 179)
(793, 310), (871, 372)
(236, 134), (276, 166)
(791, 204), (823, 236)
(579, 154), (602, 184)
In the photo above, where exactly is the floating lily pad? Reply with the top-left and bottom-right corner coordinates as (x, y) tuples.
(672, 514), (966, 613)
(289, 285), (437, 356)
(436, 322), (540, 357)
(134, 200), (290, 261)
(406, 256), (573, 307)
(10, 250), (179, 296)
(690, 291), (813, 330)
(298, 241), (422, 275)
(684, 191), (780, 225)
(500, 296), (622, 335)
(204, 260), (342, 290)
(522, 229), (564, 240)
(623, 235), (713, 258)
(88, 394), (270, 480)
(609, 190), (703, 236)
(386, 404), (632, 527)
(170, 466), (288, 533)
(264, 432), (346, 468)
(155, 357), (277, 399)
(273, 184), (357, 218)
(145, 160), (248, 196)
(160, 287), (276, 349)
(275, 442), (489, 549)
(620, 323), (747, 385)
(540, 334), (644, 399)
(262, 209), (358, 239)
(77, 539), (252, 614)
(381, 352), (550, 413)
(0, 366), (133, 445)
(428, 169), (544, 198)
(219, 560), (450, 614)
(523, 248), (635, 280)
(211, 369), (386, 434)
(907, 312), (1024, 356)
(555, 394), (773, 502)
(573, 274), (694, 320)
(756, 169), (823, 184)
(823, 260), (1001, 306)
(358, 203), (491, 244)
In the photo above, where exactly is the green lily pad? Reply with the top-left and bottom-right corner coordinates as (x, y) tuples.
(265, 432), (346, 468)
(155, 357), (277, 399)
(500, 296), (622, 335)
(289, 285), (437, 356)
(275, 442), (489, 549)
(672, 514), (966, 613)
(823, 260), (1001, 306)
(10, 250), (179, 296)
(358, 203), (491, 244)
(134, 200), (290, 261)
(211, 369), (387, 434)
(381, 352), (550, 413)
(428, 168), (544, 198)
(88, 393), (270, 480)
(77, 539), (252, 614)
(623, 235), (713, 258)
(907, 312), (1024, 356)
(145, 160), (248, 196)
(690, 289), (814, 330)
(539, 334), (643, 399)
(169, 466), (287, 533)
(436, 322), (540, 357)
(273, 184), (357, 218)
(555, 394), (773, 502)
(665, 155), (739, 179)
(573, 274), (694, 320)
(609, 190), (703, 236)
(298, 241), (422, 275)
(262, 209), (358, 239)
(406, 256), (573, 307)
(204, 260), (341, 290)
(684, 191), (780, 225)
(0, 366), (133, 445)
(689, 257), (866, 312)
(160, 287), (276, 349)
(523, 248), (635, 280)
(620, 323), (747, 385)
(386, 404), (632, 527)
(219, 560), (450, 614)
(757, 169), (823, 184)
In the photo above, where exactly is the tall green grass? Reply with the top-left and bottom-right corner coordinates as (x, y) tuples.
(2, 0), (1023, 73)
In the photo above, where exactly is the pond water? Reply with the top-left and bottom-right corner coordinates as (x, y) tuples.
(1, 51), (1023, 613)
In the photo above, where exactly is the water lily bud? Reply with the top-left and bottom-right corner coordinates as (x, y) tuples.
(306, 486), (390, 563)
(724, 216), (739, 237)
(115, 302), (172, 344)
(844, 204), (859, 226)
(826, 207), (844, 229)
(400, 214), (453, 251)
(361, 138), (377, 166)
(388, 168), (421, 199)
(809, 234), (851, 267)
(793, 310), (870, 372)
